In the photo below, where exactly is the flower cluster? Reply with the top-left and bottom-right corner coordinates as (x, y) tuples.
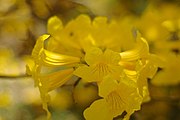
(27, 14), (159, 120)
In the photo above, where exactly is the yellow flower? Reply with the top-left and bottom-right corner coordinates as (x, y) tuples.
(26, 35), (80, 119)
(119, 32), (162, 102)
(84, 76), (142, 120)
(119, 32), (149, 62)
(74, 47), (122, 82)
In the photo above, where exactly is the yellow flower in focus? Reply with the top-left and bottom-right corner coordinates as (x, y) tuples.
(74, 47), (122, 82)
(84, 76), (142, 120)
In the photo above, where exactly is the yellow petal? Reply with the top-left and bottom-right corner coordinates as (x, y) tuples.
(26, 57), (35, 75)
(141, 60), (158, 79)
(162, 20), (175, 32)
(155, 45), (180, 79)
(103, 49), (121, 65)
(84, 99), (113, 120)
(89, 64), (114, 82)
(136, 71), (150, 102)
(91, 16), (113, 48)
(148, 54), (165, 68)
(98, 76), (118, 97)
(75, 14), (91, 26)
(118, 82), (142, 115)
(47, 16), (63, 36)
(38, 68), (74, 120)
(32, 34), (80, 67)
(55, 14), (91, 50)
(81, 35), (97, 52)
(103, 80), (142, 119)
(39, 68), (74, 92)
(41, 49), (80, 66)
(32, 34), (50, 61)
(124, 69), (137, 80)
(85, 47), (103, 65)
(122, 69), (138, 86)
(119, 61), (136, 70)
(85, 47), (121, 66)
(120, 32), (149, 61)
(73, 65), (97, 82)
(106, 91), (125, 117)
(93, 16), (108, 28)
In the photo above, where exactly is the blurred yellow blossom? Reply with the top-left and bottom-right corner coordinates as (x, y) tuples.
(135, 5), (169, 43)
(151, 53), (180, 86)
(0, 91), (11, 108)
(30, 0), (50, 19)
(73, 80), (99, 108)
(135, 2), (180, 87)
(136, 2), (180, 50)
(50, 88), (73, 110)
(0, 48), (26, 76)
(0, 0), (35, 58)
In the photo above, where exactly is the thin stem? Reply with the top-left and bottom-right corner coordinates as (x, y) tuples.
(0, 74), (30, 79)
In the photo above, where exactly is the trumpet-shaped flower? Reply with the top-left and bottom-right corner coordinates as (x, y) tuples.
(26, 35), (80, 119)
(84, 76), (142, 120)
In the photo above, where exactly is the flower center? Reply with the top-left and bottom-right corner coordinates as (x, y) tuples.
(93, 62), (112, 75)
